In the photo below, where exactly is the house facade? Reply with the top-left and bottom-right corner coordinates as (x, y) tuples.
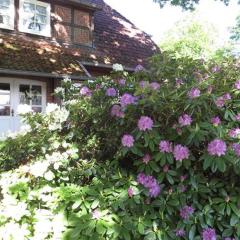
(0, 0), (159, 135)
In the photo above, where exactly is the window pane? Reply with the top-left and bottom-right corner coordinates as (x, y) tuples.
(0, 105), (10, 116)
(32, 85), (42, 95)
(20, 84), (30, 94)
(32, 106), (42, 113)
(0, 95), (10, 105)
(20, 94), (30, 104)
(0, 83), (10, 94)
(36, 14), (46, 24)
(23, 2), (35, 12)
(0, 0), (10, 7)
(36, 5), (46, 15)
(32, 96), (42, 105)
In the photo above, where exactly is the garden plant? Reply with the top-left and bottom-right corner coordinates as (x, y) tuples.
(0, 56), (240, 240)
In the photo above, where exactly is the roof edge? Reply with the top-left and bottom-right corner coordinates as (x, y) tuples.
(0, 68), (91, 80)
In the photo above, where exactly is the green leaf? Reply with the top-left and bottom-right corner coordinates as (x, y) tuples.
(189, 225), (196, 240)
(96, 222), (106, 235)
(138, 223), (145, 234)
(230, 214), (239, 226)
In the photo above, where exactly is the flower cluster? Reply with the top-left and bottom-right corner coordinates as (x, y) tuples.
(175, 228), (185, 237)
(215, 93), (231, 108)
(188, 88), (201, 99)
(106, 87), (117, 97)
(142, 154), (151, 164)
(202, 228), (216, 240)
(135, 64), (145, 72)
(234, 80), (240, 90)
(207, 139), (227, 157)
(228, 128), (240, 138)
(211, 116), (221, 126)
(159, 140), (172, 153)
(178, 114), (192, 127)
(121, 134), (134, 148)
(180, 205), (194, 220)
(173, 144), (190, 161)
(137, 173), (161, 198)
(111, 105), (124, 118)
(149, 82), (160, 90)
(120, 93), (136, 107)
(80, 86), (92, 97)
(137, 116), (154, 131)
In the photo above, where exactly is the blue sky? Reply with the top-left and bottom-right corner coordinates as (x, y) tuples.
(104, 0), (240, 44)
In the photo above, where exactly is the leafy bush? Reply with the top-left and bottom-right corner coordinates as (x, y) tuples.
(1, 58), (240, 239)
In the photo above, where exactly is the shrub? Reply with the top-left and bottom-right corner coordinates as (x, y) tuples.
(1, 58), (240, 239)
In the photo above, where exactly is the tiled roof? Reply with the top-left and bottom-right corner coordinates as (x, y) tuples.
(92, 0), (160, 67)
(0, 0), (159, 77)
(0, 33), (86, 77)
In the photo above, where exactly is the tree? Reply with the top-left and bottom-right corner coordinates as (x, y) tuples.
(159, 16), (219, 59)
(230, 15), (240, 42)
(153, 0), (237, 10)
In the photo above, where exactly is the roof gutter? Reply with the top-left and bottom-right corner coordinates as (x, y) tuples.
(81, 61), (135, 72)
(0, 68), (93, 80)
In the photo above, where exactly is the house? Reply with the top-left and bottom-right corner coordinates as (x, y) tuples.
(0, 0), (159, 136)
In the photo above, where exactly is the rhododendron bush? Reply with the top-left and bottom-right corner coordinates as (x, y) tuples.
(1, 57), (240, 239)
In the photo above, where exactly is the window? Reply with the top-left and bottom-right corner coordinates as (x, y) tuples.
(0, 0), (14, 30)
(19, 0), (51, 37)
(54, 5), (92, 46)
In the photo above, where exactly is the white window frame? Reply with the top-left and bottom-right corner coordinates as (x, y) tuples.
(19, 0), (51, 37)
(0, 0), (15, 30)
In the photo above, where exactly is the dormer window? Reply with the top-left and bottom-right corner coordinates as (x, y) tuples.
(0, 0), (14, 30)
(19, 0), (51, 37)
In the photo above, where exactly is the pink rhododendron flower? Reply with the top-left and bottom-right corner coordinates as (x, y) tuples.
(180, 175), (187, 182)
(235, 80), (240, 90)
(80, 86), (92, 97)
(175, 229), (186, 237)
(139, 80), (148, 88)
(120, 93), (136, 107)
(228, 128), (240, 138)
(232, 143), (240, 157)
(202, 228), (216, 240)
(138, 116), (153, 131)
(118, 78), (126, 85)
(207, 139), (227, 157)
(142, 154), (151, 164)
(235, 113), (240, 121)
(176, 78), (184, 88)
(188, 88), (201, 99)
(159, 140), (172, 153)
(135, 64), (145, 72)
(211, 116), (221, 126)
(92, 209), (101, 220)
(211, 65), (221, 73)
(106, 87), (117, 97)
(215, 96), (225, 108)
(180, 205), (194, 220)
(137, 173), (161, 198)
(173, 145), (189, 161)
(215, 94), (231, 108)
(121, 134), (134, 148)
(178, 114), (192, 127)
(110, 105), (124, 118)
(149, 82), (160, 90)
(128, 187), (134, 198)
(223, 93), (231, 100)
